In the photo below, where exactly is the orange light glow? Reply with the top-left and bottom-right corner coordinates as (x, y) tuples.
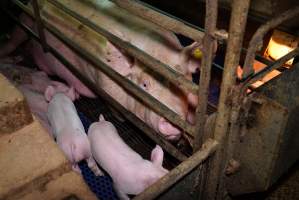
(237, 60), (281, 90)
(265, 30), (298, 66)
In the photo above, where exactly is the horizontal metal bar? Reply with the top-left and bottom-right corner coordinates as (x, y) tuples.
(48, 0), (199, 95)
(49, 0), (217, 113)
(3, 5), (189, 162)
(243, 47), (299, 88)
(112, 0), (228, 41)
(110, 0), (205, 41)
(134, 138), (219, 200)
(242, 6), (299, 80)
(13, 0), (195, 137)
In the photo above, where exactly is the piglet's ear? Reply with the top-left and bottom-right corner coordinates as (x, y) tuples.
(151, 145), (164, 166)
(66, 87), (76, 101)
(45, 85), (55, 102)
(99, 114), (105, 122)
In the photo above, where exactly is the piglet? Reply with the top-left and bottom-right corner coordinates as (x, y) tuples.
(26, 71), (79, 101)
(18, 85), (52, 136)
(46, 86), (101, 176)
(88, 115), (169, 200)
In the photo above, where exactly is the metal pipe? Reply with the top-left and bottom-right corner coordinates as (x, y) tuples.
(134, 138), (219, 200)
(110, 0), (205, 41)
(243, 47), (299, 88)
(111, 0), (228, 41)
(242, 6), (299, 80)
(31, 0), (48, 52)
(12, 0), (195, 137)
(202, 0), (251, 199)
(48, 0), (198, 95)
(48, 0), (218, 111)
(3, 6), (189, 162)
(193, 0), (218, 151)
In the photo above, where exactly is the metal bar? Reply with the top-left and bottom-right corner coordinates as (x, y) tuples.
(31, 0), (48, 52)
(110, 0), (204, 41)
(193, 0), (218, 151)
(13, 0), (195, 137)
(48, 0), (219, 111)
(134, 138), (219, 200)
(111, 0), (227, 41)
(3, 6), (188, 162)
(242, 6), (299, 80)
(243, 47), (299, 88)
(202, 0), (251, 199)
(48, 0), (198, 95)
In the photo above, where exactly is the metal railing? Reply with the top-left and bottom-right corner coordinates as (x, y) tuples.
(7, 0), (221, 198)
(7, 0), (298, 199)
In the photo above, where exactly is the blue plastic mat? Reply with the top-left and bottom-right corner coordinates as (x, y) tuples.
(78, 111), (118, 200)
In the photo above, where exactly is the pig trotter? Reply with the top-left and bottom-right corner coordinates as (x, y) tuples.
(72, 163), (82, 174)
(114, 184), (130, 200)
(87, 157), (103, 176)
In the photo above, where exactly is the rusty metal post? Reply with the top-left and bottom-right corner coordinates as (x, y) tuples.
(193, 0), (218, 151)
(242, 6), (299, 80)
(201, 0), (251, 199)
(31, 0), (48, 52)
(134, 139), (218, 200)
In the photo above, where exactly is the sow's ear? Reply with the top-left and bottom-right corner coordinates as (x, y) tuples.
(180, 40), (218, 75)
(99, 114), (105, 122)
(66, 87), (76, 101)
(151, 145), (164, 166)
(44, 85), (56, 102)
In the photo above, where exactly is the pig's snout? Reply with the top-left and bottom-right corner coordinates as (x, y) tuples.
(158, 118), (181, 141)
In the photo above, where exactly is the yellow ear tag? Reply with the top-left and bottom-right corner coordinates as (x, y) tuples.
(193, 48), (203, 59)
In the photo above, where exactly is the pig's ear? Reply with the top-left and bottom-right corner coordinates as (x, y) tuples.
(151, 145), (164, 166)
(180, 40), (218, 75)
(75, 91), (80, 100)
(66, 87), (76, 101)
(125, 73), (132, 81)
(180, 42), (201, 75)
(45, 85), (55, 102)
(99, 114), (105, 122)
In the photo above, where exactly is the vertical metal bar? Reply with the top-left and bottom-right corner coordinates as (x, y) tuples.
(193, 0), (218, 151)
(31, 0), (48, 52)
(202, 0), (251, 199)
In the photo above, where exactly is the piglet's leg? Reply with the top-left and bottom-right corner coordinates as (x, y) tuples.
(114, 184), (130, 200)
(86, 157), (103, 176)
(72, 164), (82, 174)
